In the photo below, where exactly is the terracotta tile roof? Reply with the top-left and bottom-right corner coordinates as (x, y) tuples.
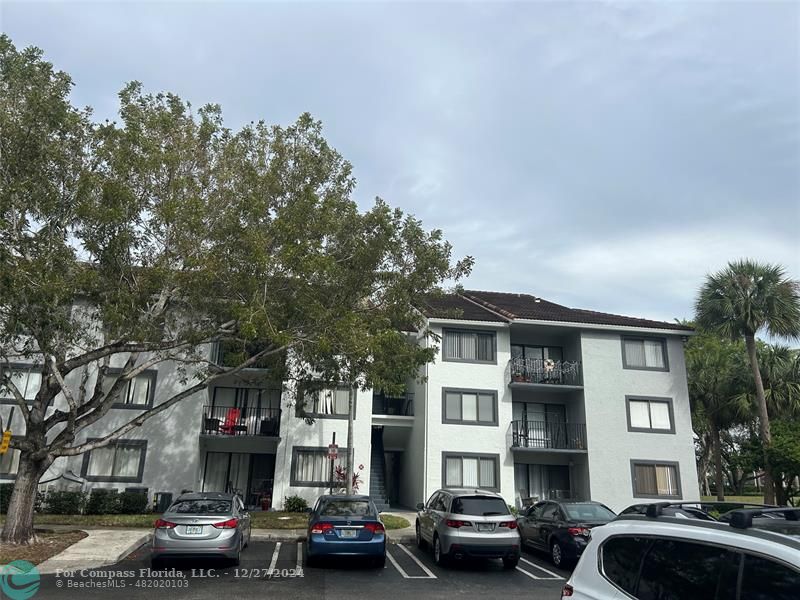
(417, 289), (692, 331)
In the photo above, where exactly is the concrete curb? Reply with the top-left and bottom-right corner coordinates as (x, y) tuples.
(37, 530), (152, 575)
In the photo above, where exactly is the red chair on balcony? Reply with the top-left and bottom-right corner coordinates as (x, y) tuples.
(219, 408), (242, 435)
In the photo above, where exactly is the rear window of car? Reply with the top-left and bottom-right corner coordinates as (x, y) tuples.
(320, 500), (373, 517)
(169, 499), (232, 514)
(563, 503), (616, 521)
(740, 553), (800, 600)
(450, 496), (509, 516)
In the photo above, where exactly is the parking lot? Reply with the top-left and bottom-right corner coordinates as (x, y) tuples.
(35, 540), (570, 599)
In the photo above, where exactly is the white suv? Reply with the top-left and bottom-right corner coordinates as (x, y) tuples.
(562, 505), (800, 600)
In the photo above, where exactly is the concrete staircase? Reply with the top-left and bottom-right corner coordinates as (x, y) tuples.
(369, 428), (390, 512)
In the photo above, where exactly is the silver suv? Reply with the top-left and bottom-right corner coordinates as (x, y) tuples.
(415, 488), (520, 568)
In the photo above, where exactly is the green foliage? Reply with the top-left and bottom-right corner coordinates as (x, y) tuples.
(118, 491), (148, 514)
(283, 495), (309, 512)
(85, 489), (120, 515)
(508, 504), (519, 516)
(44, 491), (87, 515)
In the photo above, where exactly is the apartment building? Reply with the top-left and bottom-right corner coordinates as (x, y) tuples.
(0, 290), (698, 513)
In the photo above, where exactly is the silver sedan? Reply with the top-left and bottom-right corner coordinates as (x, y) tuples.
(151, 492), (251, 567)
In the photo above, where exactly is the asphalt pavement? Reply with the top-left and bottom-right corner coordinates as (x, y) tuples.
(33, 540), (571, 599)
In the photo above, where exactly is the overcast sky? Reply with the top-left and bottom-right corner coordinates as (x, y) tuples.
(2, 0), (799, 326)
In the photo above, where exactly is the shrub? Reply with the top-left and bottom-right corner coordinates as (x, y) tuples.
(283, 495), (308, 512)
(508, 504), (519, 517)
(45, 490), (87, 515)
(86, 489), (121, 514)
(118, 491), (148, 514)
(0, 483), (13, 513)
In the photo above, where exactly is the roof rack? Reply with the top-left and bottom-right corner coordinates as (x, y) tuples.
(727, 507), (800, 530)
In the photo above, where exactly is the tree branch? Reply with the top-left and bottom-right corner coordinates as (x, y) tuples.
(0, 360), (32, 419)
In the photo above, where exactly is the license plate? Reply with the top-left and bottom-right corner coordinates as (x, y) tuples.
(185, 526), (203, 535)
(340, 529), (358, 539)
(477, 523), (495, 532)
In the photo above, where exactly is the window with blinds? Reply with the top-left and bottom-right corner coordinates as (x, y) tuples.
(291, 447), (349, 486)
(443, 453), (498, 490)
(81, 440), (147, 482)
(102, 369), (157, 409)
(632, 461), (681, 498)
(297, 387), (352, 418)
(627, 397), (674, 433)
(622, 337), (668, 370)
(443, 390), (497, 425)
(0, 366), (42, 403)
(442, 330), (496, 363)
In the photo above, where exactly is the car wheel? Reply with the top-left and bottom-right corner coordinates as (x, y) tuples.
(305, 545), (317, 568)
(374, 554), (386, 569)
(433, 535), (447, 566)
(231, 538), (242, 567)
(415, 521), (426, 549)
(502, 556), (519, 570)
(550, 540), (564, 568)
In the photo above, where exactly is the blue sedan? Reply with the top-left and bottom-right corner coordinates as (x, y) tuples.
(305, 495), (386, 568)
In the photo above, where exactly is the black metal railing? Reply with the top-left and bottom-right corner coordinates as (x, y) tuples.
(508, 358), (582, 386)
(510, 420), (587, 450)
(372, 392), (415, 416)
(201, 405), (281, 436)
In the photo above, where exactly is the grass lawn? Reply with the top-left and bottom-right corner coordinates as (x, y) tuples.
(9, 511), (410, 530)
(0, 531), (87, 565)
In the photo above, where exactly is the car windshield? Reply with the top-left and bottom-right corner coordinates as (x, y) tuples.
(563, 503), (616, 521)
(450, 496), (509, 517)
(169, 499), (232, 515)
(320, 500), (373, 517)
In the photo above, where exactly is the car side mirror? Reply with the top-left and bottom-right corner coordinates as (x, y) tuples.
(416, 502), (425, 510)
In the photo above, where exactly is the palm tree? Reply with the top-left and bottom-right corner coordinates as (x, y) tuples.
(695, 260), (800, 504)
(686, 334), (750, 500)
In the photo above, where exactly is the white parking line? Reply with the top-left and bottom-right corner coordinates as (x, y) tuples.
(386, 549), (411, 578)
(268, 541), (282, 574)
(516, 566), (544, 580)
(519, 556), (564, 580)
(396, 545), (436, 578)
(296, 542), (303, 573)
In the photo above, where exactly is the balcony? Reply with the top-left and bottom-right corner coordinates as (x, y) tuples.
(510, 420), (587, 452)
(201, 405), (281, 437)
(508, 358), (582, 389)
(372, 392), (414, 416)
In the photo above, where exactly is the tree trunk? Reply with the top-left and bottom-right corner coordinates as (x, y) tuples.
(745, 334), (775, 505)
(345, 391), (354, 496)
(710, 421), (725, 501)
(1, 452), (52, 544)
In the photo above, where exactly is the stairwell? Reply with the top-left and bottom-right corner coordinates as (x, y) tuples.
(369, 428), (390, 512)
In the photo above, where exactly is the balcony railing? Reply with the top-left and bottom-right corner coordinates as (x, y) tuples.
(508, 358), (582, 386)
(201, 405), (281, 437)
(372, 392), (415, 416)
(510, 420), (587, 450)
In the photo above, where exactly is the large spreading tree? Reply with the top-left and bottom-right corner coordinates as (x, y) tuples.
(0, 35), (472, 543)
(695, 260), (800, 504)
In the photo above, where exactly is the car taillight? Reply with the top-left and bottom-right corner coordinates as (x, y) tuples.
(311, 522), (334, 534)
(561, 583), (574, 597)
(212, 518), (239, 529)
(365, 522), (385, 533)
(499, 521), (518, 529)
(445, 519), (472, 528)
(568, 527), (589, 537)
(154, 519), (176, 529)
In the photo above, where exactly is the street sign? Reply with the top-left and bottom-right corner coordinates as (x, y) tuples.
(327, 443), (338, 460)
(0, 430), (12, 455)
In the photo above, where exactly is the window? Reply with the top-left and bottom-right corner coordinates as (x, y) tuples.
(626, 397), (675, 433)
(81, 440), (147, 482)
(637, 538), (737, 600)
(540, 503), (561, 521)
(631, 461), (681, 498)
(740, 553), (800, 600)
(443, 329), (496, 363)
(511, 345), (563, 361)
(290, 446), (349, 487)
(0, 449), (19, 476)
(602, 536), (650, 596)
(105, 370), (157, 409)
(442, 452), (499, 491)
(450, 496), (509, 517)
(622, 337), (668, 371)
(442, 389), (497, 425)
(296, 386), (352, 419)
(0, 365), (42, 403)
